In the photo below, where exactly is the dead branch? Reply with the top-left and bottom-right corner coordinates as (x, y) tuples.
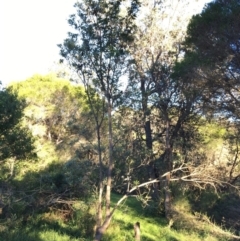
(114, 163), (238, 212)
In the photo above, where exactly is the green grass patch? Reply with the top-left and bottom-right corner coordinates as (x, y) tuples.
(105, 193), (236, 241)
(0, 192), (237, 241)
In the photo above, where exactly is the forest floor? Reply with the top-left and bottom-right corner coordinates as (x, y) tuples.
(107, 193), (240, 241)
(0, 192), (239, 241)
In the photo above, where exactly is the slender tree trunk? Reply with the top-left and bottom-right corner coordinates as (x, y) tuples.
(164, 118), (173, 220)
(145, 119), (152, 150)
(96, 126), (103, 227)
(82, 83), (105, 234)
(9, 157), (15, 177)
(145, 118), (159, 200)
(142, 90), (159, 199)
(94, 215), (113, 241)
(94, 96), (114, 241)
(134, 222), (141, 241)
(106, 96), (113, 217)
(164, 172), (171, 220)
(94, 179), (161, 241)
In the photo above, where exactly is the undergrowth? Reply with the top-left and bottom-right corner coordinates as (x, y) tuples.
(0, 192), (238, 241)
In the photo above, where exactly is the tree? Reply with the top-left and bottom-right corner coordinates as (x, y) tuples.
(173, 0), (240, 192)
(0, 86), (35, 177)
(59, 0), (140, 240)
(179, 0), (240, 120)
(10, 74), (89, 146)
(126, 0), (208, 219)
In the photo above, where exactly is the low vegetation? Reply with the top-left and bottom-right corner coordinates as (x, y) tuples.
(0, 190), (239, 241)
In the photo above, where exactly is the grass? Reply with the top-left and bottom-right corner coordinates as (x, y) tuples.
(0, 229), (81, 241)
(0, 192), (238, 241)
(105, 193), (237, 241)
(0, 208), (92, 241)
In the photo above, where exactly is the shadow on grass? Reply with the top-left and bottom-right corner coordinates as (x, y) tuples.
(111, 192), (165, 219)
(0, 157), (99, 241)
(27, 216), (82, 239)
(140, 234), (158, 241)
(0, 215), (83, 241)
(111, 193), (143, 213)
(0, 229), (43, 241)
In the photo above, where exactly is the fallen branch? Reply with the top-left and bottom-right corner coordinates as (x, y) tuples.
(94, 164), (239, 240)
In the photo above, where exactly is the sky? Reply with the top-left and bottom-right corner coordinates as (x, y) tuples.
(0, 0), (212, 87)
(0, 0), (76, 86)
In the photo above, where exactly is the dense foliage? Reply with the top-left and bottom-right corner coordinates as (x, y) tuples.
(175, 0), (240, 119)
(0, 86), (35, 179)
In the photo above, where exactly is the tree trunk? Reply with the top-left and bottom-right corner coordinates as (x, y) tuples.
(164, 172), (172, 220)
(94, 179), (161, 241)
(83, 83), (106, 233)
(96, 126), (103, 226)
(142, 91), (159, 199)
(134, 222), (141, 241)
(145, 120), (152, 149)
(164, 118), (173, 220)
(94, 96), (114, 240)
(106, 96), (113, 217)
(94, 215), (112, 241)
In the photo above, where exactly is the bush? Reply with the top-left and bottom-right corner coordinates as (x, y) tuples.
(208, 193), (240, 232)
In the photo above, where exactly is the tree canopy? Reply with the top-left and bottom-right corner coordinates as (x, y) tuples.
(176, 0), (240, 119)
(0, 86), (34, 162)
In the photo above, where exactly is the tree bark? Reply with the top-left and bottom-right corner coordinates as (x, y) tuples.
(134, 222), (141, 241)
(145, 120), (152, 149)
(94, 215), (112, 241)
(164, 172), (172, 220)
(164, 118), (173, 220)
(96, 126), (103, 227)
(106, 96), (113, 217)
(141, 86), (159, 199)
(95, 96), (113, 241)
